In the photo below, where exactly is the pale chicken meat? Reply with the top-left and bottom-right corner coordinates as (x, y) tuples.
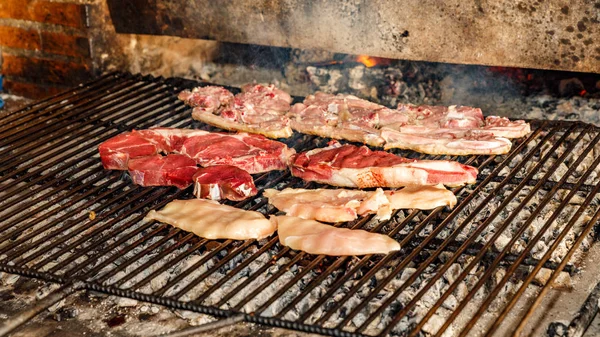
(273, 215), (400, 256)
(264, 185), (456, 223)
(291, 142), (478, 188)
(145, 199), (276, 240)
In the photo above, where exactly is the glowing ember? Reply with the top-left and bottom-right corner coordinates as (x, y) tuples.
(357, 55), (378, 67)
(355, 55), (393, 68)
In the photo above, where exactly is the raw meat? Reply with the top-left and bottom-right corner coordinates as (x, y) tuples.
(193, 165), (257, 201)
(291, 142), (478, 188)
(287, 92), (389, 146)
(264, 184), (456, 222)
(180, 132), (295, 174)
(380, 127), (512, 155)
(98, 132), (159, 170)
(178, 86), (234, 113)
(272, 215), (400, 256)
(99, 128), (295, 175)
(132, 128), (210, 153)
(127, 154), (198, 189)
(287, 93), (529, 155)
(180, 84), (294, 139)
(483, 116), (532, 138)
(145, 199), (276, 240)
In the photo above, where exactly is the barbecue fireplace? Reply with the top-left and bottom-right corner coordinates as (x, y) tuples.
(1, 1), (600, 337)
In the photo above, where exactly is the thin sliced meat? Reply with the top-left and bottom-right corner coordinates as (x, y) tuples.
(484, 116), (531, 138)
(291, 142), (478, 188)
(178, 86), (234, 113)
(193, 165), (257, 201)
(287, 93), (387, 146)
(128, 154), (198, 189)
(273, 215), (400, 256)
(264, 185), (456, 223)
(181, 84), (293, 139)
(146, 199), (276, 240)
(98, 132), (159, 170)
(381, 127), (512, 155)
(395, 104), (530, 139)
(181, 132), (295, 174)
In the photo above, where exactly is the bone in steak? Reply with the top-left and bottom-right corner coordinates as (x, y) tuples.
(193, 165), (257, 201)
(128, 154), (199, 189)
(98, 132), (160, 170)
(272, 215), (400, 256)
(291, 142), (478, 188)
(180, 132), (295, 174)
(264, 184), (456, 223)
(146, 199), (276, 240)
(99, 128), (295, 175)
(179, 84), (293, 139)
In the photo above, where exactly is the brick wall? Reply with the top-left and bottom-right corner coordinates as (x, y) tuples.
(0, 0), (93, 99)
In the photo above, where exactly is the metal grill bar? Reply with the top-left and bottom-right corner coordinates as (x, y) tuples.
(1, 73), (599, 337)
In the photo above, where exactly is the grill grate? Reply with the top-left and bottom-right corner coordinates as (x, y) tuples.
(1, 72), (600, 337)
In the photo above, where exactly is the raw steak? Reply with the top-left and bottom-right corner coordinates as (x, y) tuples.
(180, 132), (295, 174)
(98, 132), (160, 170)
(128, 154), (199, 189)
(291, 142), (478, 188)
(193, 165), (257, 201)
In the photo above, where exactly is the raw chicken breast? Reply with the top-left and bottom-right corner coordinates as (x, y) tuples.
(145, 199), (275, 240)
(273, 215), (400, 256)
(264, 185), (456, 223)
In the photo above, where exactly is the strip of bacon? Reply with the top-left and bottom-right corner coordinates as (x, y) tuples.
(291, 142), (478, 188)
(264, 185), (456, 223)
(272, 215), (400, 256)
(146, 199), (276, 240)
(193, 165), (257, 201)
